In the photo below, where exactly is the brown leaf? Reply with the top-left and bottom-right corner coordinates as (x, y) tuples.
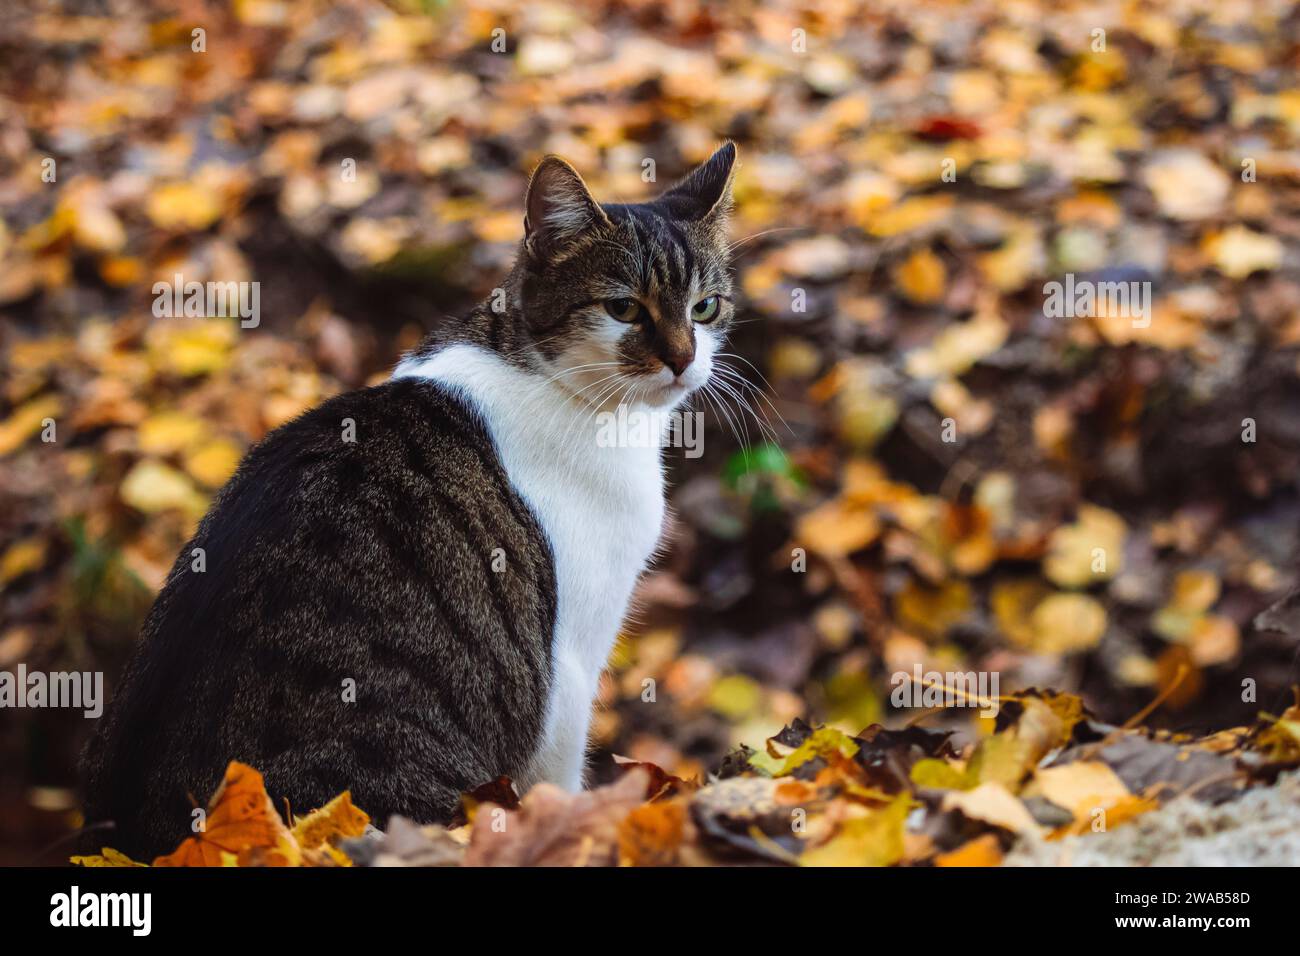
(463, 769), (648, 866)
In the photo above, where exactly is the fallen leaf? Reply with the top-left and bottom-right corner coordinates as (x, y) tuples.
(0, 395), (61, 456)
(893, 247), (946, 304)
(800, 794), (911, 866)
(1028, 761), (1131, 820)
(120, 460), (208, 516)
(0, 538), (47, 585)
(796, 499), (881, 558)
(942, 782), (1042, 836)
(1043, 504), (1126, 587)
(154, 761), (300, 867)
(463, 769), (648, 866)
(70, 847), (147, 867)
(291, 791), (370, 851)
(934, 833), (1003, 866)
(1142, 149), (1230, 220)
(618, 800), (689, 866)
(1205, 225), (1282, 279)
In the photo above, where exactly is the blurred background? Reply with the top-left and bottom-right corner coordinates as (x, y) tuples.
(2, 0), (1300, 863)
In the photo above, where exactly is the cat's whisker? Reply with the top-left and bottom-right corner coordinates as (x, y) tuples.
(701, 378), (746, 450)
(715, 351), (779, 395)
(533, 368), (621, 438)
(711, 362), (789, 441)
(543, 370), (626, 436)
(576, 374), (634, 435)
(710, 375), (767, 446)
(577, 376), (636, 441)
(713, 354), (794, 437)
(538, 361), (625, 390)
(712, 373), (779, 446)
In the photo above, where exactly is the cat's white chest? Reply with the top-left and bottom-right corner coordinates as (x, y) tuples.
(394, 344), (665, 790)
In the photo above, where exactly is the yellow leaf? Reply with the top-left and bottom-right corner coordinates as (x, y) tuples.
(801, 795), (911, 867)
(894, 578), (973, 641)
(893, 247), (946, 305)
(1189, 614), (1239, 666)
(1029, 761), (1130, 821)
(0, 538), (47, 585)
(138, 411), (210, 455)
(101, 256), (143, 287)
(1029, 592), (1108, 654)
(910, 757), (971, 790)
(71, 847), (147, 867)
(291, 791), (370, 852)
(753, 726), (860, 777)
(967, 733), (1036, 791)
(834, 361), (900, 449)
(1043, 504), (1126, 587)
(707, 674), (763, 721)
(120, 460), (208, 516)
(184, 439), (244, 488)
(0, 395), (61, 456)
(978, 226), (1044, 293)
(942, 782), (1042, 836)
(1056, 793), (1158, 836)
(866, 195), (953, 238)
(147, 321), (236, 377)
(1205, 225), (1282, 279)
(796, 499), (881, 558)
(1169, 569), (1221, 612)
(991, 578), (1052, 647)
(844, 172), (901, 228)
(146, 181), (224, 231)
(473, 211), (521, 244)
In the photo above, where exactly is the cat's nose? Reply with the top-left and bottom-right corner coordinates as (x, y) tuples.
(655, 326), (695, 378)
(664, 353), (693, 378)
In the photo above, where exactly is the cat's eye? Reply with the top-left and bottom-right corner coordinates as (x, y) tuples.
(691, 296), (720, 323)
(604, 298), (641, 323)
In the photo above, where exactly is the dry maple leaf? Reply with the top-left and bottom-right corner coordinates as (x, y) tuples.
(292, 791), (370, 865)
(153, 761), (300, 867)
(463, 769), (649, 867)
(611, 754), (700, 800)
(618, 799), (691, 866)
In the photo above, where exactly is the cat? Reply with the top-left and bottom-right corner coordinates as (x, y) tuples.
(80, 142), (739, 859)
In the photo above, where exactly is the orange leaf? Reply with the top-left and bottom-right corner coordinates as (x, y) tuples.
(618, 800), (689, 866)
(935, 834), (1003, 867)
(291, 791), (370, 851)
(153, 761), (300, 867)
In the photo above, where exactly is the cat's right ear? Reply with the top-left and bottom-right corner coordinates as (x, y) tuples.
(524, 156), (610, 259)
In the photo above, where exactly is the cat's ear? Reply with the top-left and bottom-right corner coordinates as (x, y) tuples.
(657, 142), (737, 224)
(524, 156), (610, 257)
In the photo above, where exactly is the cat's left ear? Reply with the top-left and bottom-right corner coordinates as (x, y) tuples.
(657, 142), (737, 225)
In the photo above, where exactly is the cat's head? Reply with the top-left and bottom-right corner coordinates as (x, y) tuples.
(509, 143), (737, 410)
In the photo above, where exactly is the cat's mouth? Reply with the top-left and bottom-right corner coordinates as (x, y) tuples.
(635, 366), (702, 408)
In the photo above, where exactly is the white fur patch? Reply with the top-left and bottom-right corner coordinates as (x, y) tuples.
(393, 341), (710, 790)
